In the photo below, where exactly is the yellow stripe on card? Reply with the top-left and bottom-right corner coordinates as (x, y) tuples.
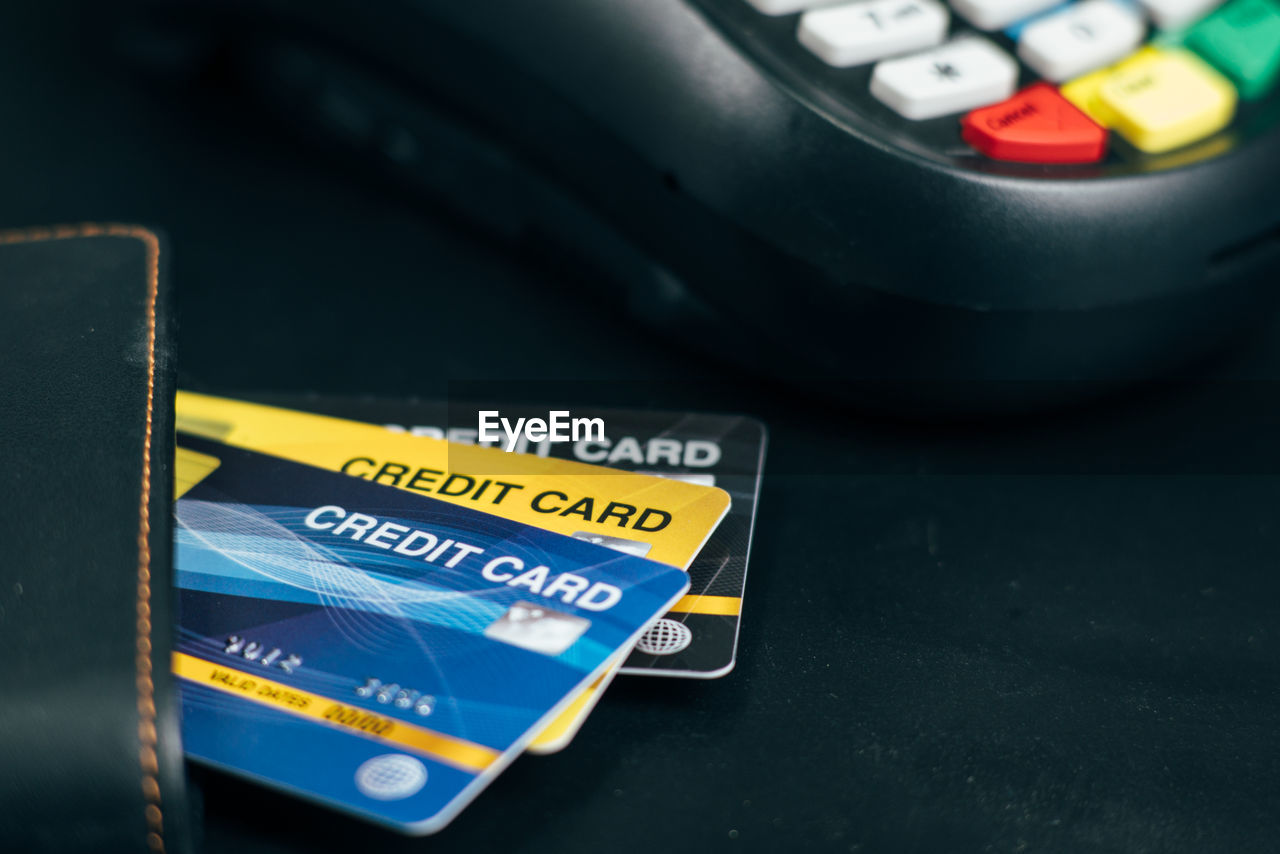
(529, 668), (610, 753)
(667, 594), (741, 616)
(174, 447), (221, 498)
(171, 652), (499, 773)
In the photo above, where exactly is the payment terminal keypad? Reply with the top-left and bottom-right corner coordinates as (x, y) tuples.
(742, 0), (1280, 164)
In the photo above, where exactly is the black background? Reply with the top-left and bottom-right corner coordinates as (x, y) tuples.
(6, 4), (1280, 852)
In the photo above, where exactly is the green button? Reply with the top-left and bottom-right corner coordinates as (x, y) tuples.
(1186, 0), (1280, 99)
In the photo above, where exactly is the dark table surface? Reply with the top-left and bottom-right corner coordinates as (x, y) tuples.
(7, 4), (1280, 853)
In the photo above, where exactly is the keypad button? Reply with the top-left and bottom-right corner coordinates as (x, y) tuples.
(1092, 47), (1238, 150)
(1005, 1), (1073, 40)
(870, 37), (1020, 118)
(799, 0), (950, 67)
(1059, 47), (1156, 118)
(952, 0), (1065, 30)
(962, 82), (1110, 160)
(744, 0), (844, 16)
(1139, 0), (1227, 30)
(1185, 0), (1280, 98)
(1018, 0), (1147, 81)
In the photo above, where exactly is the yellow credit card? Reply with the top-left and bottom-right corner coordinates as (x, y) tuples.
(175, 392), (728, 570)
(174, 391), (731, 750)
(175, 446), (221, 498)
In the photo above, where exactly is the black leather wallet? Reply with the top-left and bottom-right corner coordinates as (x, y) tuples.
(0, 225), (193, 853)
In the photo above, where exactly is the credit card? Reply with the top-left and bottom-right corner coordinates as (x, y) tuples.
(174, 391), (732, 747)
(225, 395), (767, 679)
(173, 435), (690, 834)
(175, 392), (729, 570)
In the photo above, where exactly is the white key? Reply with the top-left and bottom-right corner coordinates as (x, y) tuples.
(951, 0), (1063, 29)
(870, 37), (1019, 119)
(798, 0), (950, 67)
(1017, 0), (1146, 81)
(743, 0), (845, 16)
(1138, 0), (1226, 29)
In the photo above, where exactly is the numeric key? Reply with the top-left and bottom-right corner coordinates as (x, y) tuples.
(799, 0), (951, 66)
(871, 37), (1020, 119)
(1018, 0), (1146, 81)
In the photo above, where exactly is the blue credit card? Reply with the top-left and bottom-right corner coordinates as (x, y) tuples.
(172, 433), (690, 834)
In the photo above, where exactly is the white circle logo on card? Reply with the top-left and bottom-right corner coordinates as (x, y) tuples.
(636, 618), (693, 656)
(355, 754), (428, 800)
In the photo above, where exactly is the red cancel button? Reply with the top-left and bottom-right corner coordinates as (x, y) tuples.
(961, 83), (1108, 164)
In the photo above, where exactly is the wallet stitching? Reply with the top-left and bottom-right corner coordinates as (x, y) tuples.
(0, 224), (168, 853)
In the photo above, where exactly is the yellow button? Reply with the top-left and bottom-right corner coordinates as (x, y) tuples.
(1093, 48), (1238, 153)
(1060, 48), (1160, 124)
